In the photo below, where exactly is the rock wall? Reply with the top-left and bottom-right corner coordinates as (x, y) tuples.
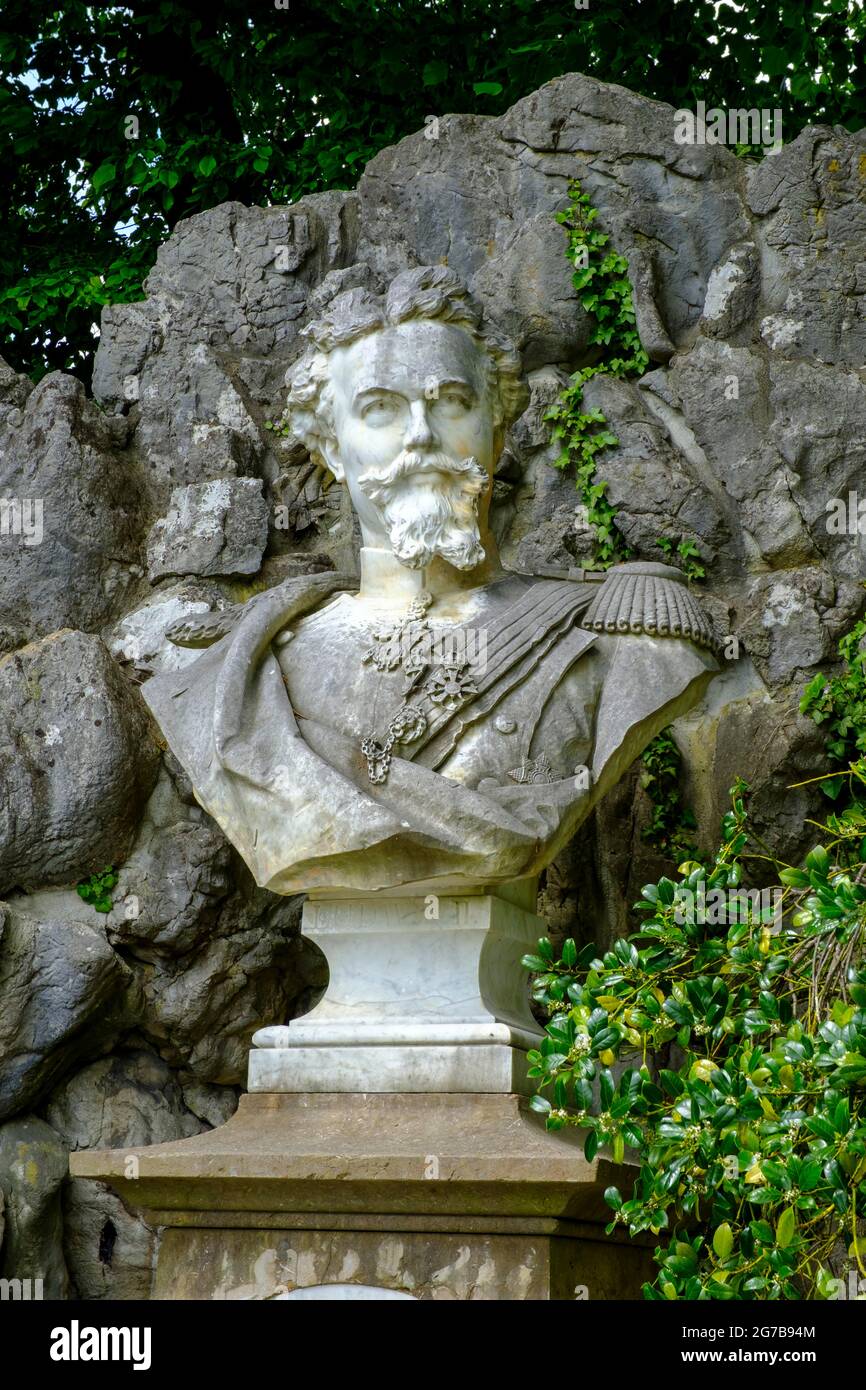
(1, 72), (863, 1296)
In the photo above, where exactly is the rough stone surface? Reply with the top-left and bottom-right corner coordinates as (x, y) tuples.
(0, 629), (160, 893)
(2, 71), (864, 1296)
(0, 1115), (70, 1297)
(109, 584), (224, 677)
(47, 1051), (209, 1300)
(146, 478), (269, 580)
(47, 1051), (206, 1152)
(0, 371), (145, 641)
(0, 903), (133, 1121)
(58, 1181), (157, 1302)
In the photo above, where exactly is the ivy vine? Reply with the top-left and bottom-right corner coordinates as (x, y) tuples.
(544, 181), (648, 572)
(639, 730), (699, 862)
(800, 599), (866, 806)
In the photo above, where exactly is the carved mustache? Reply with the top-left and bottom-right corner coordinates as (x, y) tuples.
(357, 450), (488, 501)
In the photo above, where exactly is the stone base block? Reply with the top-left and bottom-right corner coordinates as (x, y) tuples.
(248, 886), (546, 1093)
(70, 1091), (653, 1301)
(153, 1218), (650, 1301)
(248, 1040), (532, 1094)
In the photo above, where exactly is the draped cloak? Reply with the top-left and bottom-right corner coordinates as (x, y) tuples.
(142, 566), (719, 894)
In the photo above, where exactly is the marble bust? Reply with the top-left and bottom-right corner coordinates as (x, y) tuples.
(143, 266), (720, 898)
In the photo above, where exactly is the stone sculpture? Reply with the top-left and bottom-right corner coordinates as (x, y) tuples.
(143, 265), (720, 901)
(70, 258), (720, 1292)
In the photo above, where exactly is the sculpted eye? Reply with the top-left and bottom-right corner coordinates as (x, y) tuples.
(361, 395), (400, 424)
(436, 389), (472, 416)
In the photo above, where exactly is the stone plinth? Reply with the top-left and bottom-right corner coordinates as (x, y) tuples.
(249, 884), (546, 1094)
(70, 1092), (653, 1300)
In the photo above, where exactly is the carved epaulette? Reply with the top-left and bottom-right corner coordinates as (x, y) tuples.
(580, 561), (720, 654)
(166, 606), (242, 648)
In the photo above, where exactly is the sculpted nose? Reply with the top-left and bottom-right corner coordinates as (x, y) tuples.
(403, 399), (436, 449)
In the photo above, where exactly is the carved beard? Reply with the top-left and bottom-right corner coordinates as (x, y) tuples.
(357, 450), (488, 571)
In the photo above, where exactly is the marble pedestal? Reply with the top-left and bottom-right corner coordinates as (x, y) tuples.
(69, 883), (652, 1300)
(249, 883), (545, 1094)
(70, 1092), (654, 1300)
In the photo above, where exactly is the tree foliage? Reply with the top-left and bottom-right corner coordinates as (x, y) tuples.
(2, 0), (865, 383)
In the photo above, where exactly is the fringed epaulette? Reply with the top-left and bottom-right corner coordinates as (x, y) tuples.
(580, 562), (720, 654)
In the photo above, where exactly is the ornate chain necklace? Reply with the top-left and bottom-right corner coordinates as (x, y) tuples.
(360, 590), (478, 784)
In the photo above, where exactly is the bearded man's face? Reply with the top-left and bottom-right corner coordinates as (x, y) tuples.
(323, 319), (498, 571)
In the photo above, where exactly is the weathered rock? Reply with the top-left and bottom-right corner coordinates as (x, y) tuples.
(47, 1051), (208, 1300)
(180, 1080), (240, 1129)
(739, 568), (840, 687)
(59, 1181), (157, 1302)
(0, 1115), (70, 1297)
(110, 585), (219, 677)
(46, 1051), (205, 1151)
(494, 76), (749, 350)
(746, 127), (866, 369)
(146, 477), (270, 580)
(92, 766), (316, 1081)
(0, 371), (146, 640)
(0, 629), (160, 892)
(105, 770), (235, 958)
(132, 904), (310, 1084)
(699, 241), (761, 340)
(0, 903), (133, 1121)
(91, 195), (357, 515)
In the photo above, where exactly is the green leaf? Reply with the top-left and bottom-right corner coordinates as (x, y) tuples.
(805, 845), (830, 874)
(423, 60), (448, 86)
(472, 81), (503, 95)
(778, 868), (810, 887)
(712, 1223), (734, 1259)
(90, 162), (116, 195)
(776, 1207), (796, 1249)
(197, 155), (218, 177)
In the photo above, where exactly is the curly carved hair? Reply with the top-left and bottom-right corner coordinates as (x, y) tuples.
(284, 266), (529, 464)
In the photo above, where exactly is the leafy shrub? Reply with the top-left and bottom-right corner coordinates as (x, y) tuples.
(524, 778), (866, 1299)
